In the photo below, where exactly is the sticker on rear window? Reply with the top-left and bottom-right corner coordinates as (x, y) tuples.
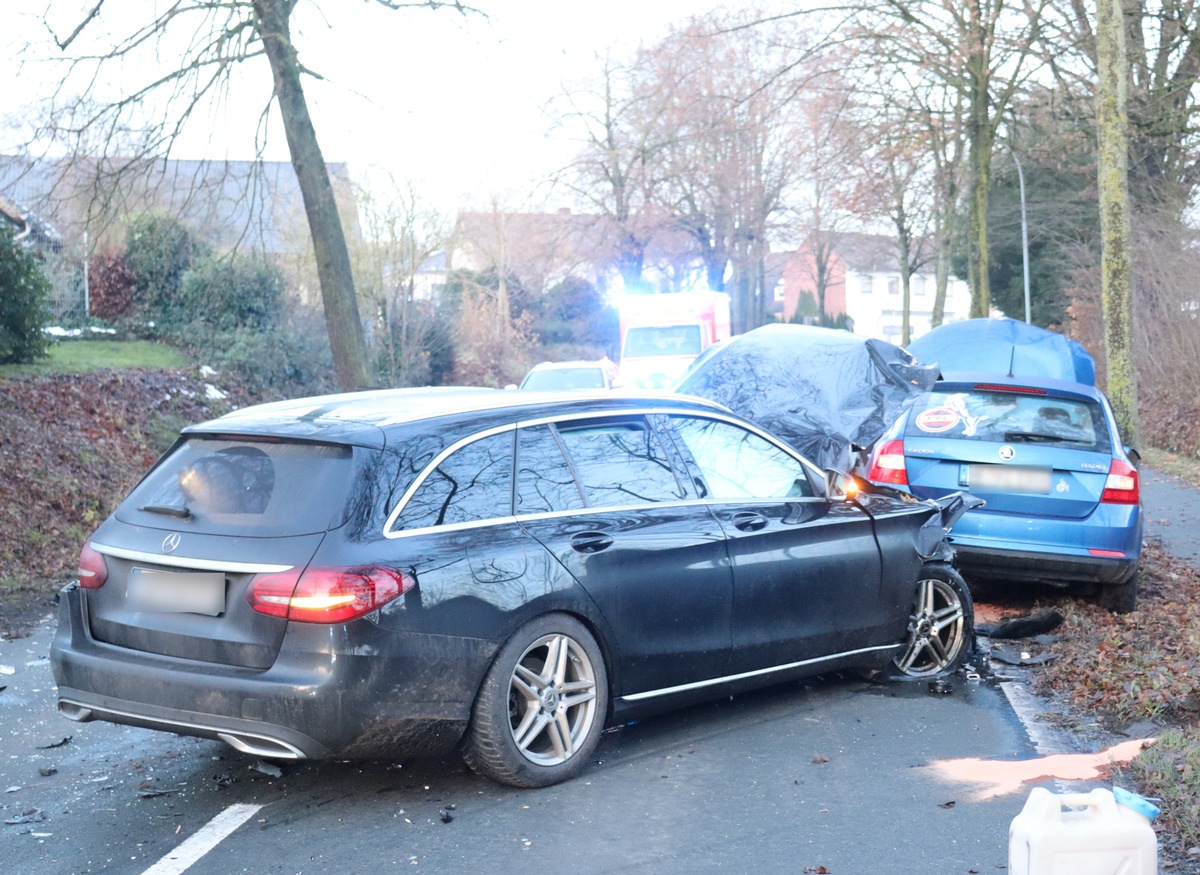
(915, 407), (960, 433)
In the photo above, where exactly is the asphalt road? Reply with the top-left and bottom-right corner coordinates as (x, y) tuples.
(0, 617), (1036, 875)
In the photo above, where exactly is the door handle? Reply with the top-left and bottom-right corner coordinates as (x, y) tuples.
(731, 511), (767, 532)
(570, 531), (614, 554)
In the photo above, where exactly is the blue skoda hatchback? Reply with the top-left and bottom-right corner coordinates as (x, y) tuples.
(866, 373), (1142, 612)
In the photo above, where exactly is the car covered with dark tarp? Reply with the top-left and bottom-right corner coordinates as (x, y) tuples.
(675, 323), (939, 470)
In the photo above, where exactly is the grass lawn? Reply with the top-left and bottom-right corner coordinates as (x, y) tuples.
(0, 339), (189, 376)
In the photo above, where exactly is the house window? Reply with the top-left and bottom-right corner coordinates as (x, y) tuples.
(887, 277), (899, 295)
(858, 275), (872, 295)
(914, 275), (926, 296)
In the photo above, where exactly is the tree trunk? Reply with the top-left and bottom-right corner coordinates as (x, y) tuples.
(966, 46), (993, 319)
(253, 0), (371, 391)
(1095, 0), (1141, 447)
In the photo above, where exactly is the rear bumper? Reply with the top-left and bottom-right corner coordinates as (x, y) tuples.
(951, 542), (1138, 587)
(50, 583), (494, 759)
(944, 501), (1141, 588)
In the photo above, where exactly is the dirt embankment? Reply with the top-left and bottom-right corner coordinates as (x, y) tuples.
(0, 369), (244, 636)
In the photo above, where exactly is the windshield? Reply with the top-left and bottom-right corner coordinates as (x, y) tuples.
(905, 388), (1111, 452)
(623, 325), (703, 358)
(117, 437), (355, 536)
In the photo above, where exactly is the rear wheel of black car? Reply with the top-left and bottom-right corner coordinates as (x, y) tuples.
(892, 565), (974, 678)
(463, 614), (608, 788)
(1098, 571), (1138, 614)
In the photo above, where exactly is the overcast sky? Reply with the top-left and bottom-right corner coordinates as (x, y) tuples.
(2, 1), (728, 213)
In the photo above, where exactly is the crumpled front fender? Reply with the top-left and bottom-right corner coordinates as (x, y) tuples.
(916, 492), (986, 561)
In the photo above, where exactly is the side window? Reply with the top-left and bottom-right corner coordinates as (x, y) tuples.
(671, 416), (815, 500)
(516, 425), (585, 514)
(391, 431), (514, 530)
(556, 418), (684, 507)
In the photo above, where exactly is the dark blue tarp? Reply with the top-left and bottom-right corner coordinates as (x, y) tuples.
(906, 318), (1095, 386)
(676, 323), (939, 470)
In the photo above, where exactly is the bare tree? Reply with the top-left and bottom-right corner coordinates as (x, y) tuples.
(554, 54), (677, 292)
(353, 177), (449, 387)
(834, 0), (1048, 318)
(19, 0), (472, 391)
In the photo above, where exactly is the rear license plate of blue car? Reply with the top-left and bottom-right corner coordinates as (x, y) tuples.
(127, 568), (226, 614)
(962, 464), (1051, 494)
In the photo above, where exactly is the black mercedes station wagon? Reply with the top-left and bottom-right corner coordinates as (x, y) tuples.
(52, 388), (974, 787)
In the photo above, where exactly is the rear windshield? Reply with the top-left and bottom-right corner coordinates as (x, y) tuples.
(623, 325), (703, 357)
(905, 388), (1111, 452)
(522, 367), (607, 391)
(117, 437), (355, 536)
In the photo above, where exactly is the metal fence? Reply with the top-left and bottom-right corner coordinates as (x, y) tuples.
(39, 244), (88, 325)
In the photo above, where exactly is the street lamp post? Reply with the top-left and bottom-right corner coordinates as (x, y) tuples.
(1011, 149), (1032, 323)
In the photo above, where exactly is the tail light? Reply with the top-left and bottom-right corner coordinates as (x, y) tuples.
(1100, 459), (1139, 504)
(248, 565), (414, 623)
(78, 543), (108, 589)
(868, 439), (908, 485)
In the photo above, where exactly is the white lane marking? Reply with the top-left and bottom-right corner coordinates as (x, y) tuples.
(999, 680), (1069, 754)
(141, 802), (263, 875)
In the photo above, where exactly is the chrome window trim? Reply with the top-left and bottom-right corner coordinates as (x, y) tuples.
(382, 499), (723, 541)
(380, 406), (826, 540)
(618, 644), (899, 703)
(90, 542), (292, 574)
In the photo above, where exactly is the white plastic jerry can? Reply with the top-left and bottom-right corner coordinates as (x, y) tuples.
(1009, 787), (1158, 875)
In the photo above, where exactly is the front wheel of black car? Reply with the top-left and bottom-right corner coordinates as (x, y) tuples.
(463, 614), (608, 788)
(892, 565), (974, 678)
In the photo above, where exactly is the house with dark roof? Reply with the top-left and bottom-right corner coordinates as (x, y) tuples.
(0, 192), (63, 252)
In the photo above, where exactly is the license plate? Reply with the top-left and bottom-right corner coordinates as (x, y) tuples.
(127, 569), (226, 615)
(963, 464), (1051, 494)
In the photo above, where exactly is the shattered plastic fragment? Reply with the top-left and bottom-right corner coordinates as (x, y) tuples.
(253, 761), (283, 778)
(5, 808), (45, 825)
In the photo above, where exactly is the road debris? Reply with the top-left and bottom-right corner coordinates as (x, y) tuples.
(977, 609), (1064, 640)
(5, 808), (46, 825)
(253, 760), (283, 778)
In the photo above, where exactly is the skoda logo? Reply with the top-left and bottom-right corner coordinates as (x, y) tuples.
(162, 532), (182, 554)
(998, 445), (1015, 461)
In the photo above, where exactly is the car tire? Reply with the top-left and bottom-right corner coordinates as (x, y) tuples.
(1098, 571), (1138, 614)
(891, 564), (974, 679)
(463, 613), (608, 788)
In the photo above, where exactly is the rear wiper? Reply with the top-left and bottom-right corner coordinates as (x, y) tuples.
(1003, 431), (1081, 444)
(138, 503), (193, 519)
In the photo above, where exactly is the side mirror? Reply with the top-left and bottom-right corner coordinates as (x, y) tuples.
(824, 469), (860, 500)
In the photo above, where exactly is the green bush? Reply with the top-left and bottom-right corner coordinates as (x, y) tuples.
(0, 227), (52, 364)
(177, 303), (336, 400)
(124, 213), (208, 328)
(176, 253), (283, 334)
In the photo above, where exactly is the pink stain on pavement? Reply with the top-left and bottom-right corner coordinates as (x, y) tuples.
(929, 738), (1156, 800)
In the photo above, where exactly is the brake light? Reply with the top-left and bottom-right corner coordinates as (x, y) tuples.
(868, 439), (908, 485)
(78, 543), (108, 589)
(1100, 459), (1139, 504)
(247, 566), (414, 623)
(973, 384), (1048, 395)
